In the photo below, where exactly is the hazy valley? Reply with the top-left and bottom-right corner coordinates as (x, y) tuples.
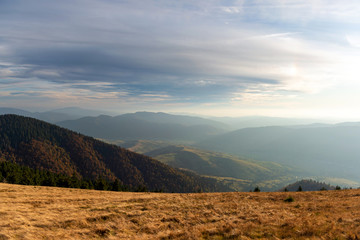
(1, 108), (360, 191)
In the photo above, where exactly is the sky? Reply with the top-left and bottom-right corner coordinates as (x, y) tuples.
(0, 0), (360, 119)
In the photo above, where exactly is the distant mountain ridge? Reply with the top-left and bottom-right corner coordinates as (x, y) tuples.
(122, 112), (227, 129)
(209, 116), (328, 130)
(0, 114), (226, 192)
(58, 113), (226, 143)
(0, 107), (115, 123)
(197, 125), (360, 185)
(0, 107), (33, 116)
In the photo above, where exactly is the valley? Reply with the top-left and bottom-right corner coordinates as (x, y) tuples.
(122, 140), (297, 191)
(1, 109), (360, 191)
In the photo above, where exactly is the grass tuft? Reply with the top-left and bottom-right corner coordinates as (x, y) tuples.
(284, 196), (295, 202)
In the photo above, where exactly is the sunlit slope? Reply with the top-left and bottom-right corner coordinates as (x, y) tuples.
(122, 139), (171, 154)
(122, 140), (297, 191)
(2, 183), (360, 239)
(145, 145), (291, 181)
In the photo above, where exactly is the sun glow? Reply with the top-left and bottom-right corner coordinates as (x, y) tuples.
(281, 64), (298, 77)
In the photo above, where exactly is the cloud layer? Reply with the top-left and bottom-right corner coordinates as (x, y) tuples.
(1, 0), (360, 117)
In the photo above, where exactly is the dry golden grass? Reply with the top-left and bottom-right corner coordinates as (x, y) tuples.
(1, 183), (360, 239)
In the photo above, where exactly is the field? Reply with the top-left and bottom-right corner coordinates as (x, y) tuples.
(1, 183), (360, 239)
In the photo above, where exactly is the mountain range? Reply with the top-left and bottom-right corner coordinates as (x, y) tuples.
(0, 114), (227, 192)
(0, 107), (115, 123)
(208, 116), (333, 130)
(2, 107), (360, 189)
(57, 112), (226, 143)
(197, 125), (360, 184)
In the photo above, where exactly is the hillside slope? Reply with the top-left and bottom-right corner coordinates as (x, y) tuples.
(121, 140), (297, 191)
(0, 114), (225, 192)
(2, 183), (360, 239)
(197, 125), (360, 184)
(144, 145), (291, 181)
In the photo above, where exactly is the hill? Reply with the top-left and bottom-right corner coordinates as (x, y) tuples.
(0, 107), (33, 116)
(110, 140), (298, 191)
(280, 179), (337, 192)
(121, 139), (171, 154)
(57, 113), (226, 143)
(2, 183), (360, 239)
(197, 125), (360, 185)
(143, 145), (295, 190)
(0, 114), (226, 192)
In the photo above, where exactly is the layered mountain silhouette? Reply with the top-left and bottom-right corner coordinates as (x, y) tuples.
(197, 125), (360, 183)
(0, 114), (227, 192)
(0, 107), (117, 124)
(2, 108), (360, 189)
(58, 112), (226, 142)
(209, 116), (323, 130)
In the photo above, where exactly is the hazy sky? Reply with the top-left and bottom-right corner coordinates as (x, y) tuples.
(1, 0), (360, 118)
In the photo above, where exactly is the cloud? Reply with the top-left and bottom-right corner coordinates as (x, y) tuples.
(346, 34), (360, 48)
(0, 0), (359, 115)
(221, 6), (243, 14)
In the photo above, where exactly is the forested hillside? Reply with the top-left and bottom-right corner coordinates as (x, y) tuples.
(0, 114), (226, 192)
(281, 179), (337, 192)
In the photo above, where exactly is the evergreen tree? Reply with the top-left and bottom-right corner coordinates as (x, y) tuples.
(80, 180), (90, 189)
(254, 186), (260, 192)
(95, 177), (109, 190)
(111, 179), (122, 191)
(135, 185), (148, 192)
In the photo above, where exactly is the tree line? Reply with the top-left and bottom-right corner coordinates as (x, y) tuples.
(0, 161), (156, 192)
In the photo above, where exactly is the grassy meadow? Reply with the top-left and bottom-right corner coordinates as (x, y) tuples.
(1, 183), (360, 239)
